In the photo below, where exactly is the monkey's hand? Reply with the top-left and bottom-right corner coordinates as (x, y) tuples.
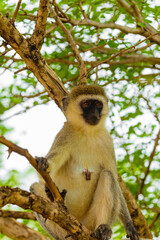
(126, 222), (140, 240)
(91, 224), (112, 240)
(35, 157), (49, 172)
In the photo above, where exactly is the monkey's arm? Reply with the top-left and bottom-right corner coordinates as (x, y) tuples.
(30, 127), (71, 239)
(41, 124), (71, 177)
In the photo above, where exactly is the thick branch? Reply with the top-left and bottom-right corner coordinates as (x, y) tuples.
(0, 13), (68, 108)
(0, 136), (63, 202)
(31, 0), (49, 50)
(0, 187), (94, 240)
(0, 216), (50, 240)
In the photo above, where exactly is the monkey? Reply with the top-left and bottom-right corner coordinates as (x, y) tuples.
(31, 84), (139, 240)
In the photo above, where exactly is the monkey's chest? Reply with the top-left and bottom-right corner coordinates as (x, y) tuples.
(67, 159), (100, 181)
(53, 160), (99, 219)
(53, 138), (107, 218)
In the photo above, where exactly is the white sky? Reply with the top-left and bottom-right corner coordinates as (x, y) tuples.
(0, 71), (66, 190)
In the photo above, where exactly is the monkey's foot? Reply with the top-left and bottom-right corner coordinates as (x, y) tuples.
(35, 157), (49, 172)
(45, 185), (67, 202)
(91, 224), (112, 240)
(126, 222), (140, 240)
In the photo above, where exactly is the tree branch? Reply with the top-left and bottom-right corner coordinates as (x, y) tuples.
(117, 0), (160, 45)
(0, 187), (95, 240)
(13, 90), (47, 99)
(0, 136), (153, 239)
(60, 17), (142, 35)
(0, 216), (51, 240)
(0, 136), (63, 202)
(118, 175), (153, 239)
(136, 128), (160, 197)
(149, 213), (160, 229)
(87, 33), (159, 74)
(10, 0), (22, 24)
(0, 210), (36, 220)
(30, 0), (49, 50)
(128, 0), (144, 22)
(0, 12), (68, 109)
(50, 4), (87, 85)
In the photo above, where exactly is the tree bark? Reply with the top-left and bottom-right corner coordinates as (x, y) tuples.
(0, 217), (51, 240)
(0, 187), (95, 240)
(0, 13), (68, 109)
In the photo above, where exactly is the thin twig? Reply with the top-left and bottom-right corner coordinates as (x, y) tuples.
(149, 213), (160, 229)
(142, 96), (160, 122)
(87, 33), (159, 74)
(79, 2), (87, 19)
(136, 128), (160, 197)
(11, 0), (22, 24)
(50, 3), (87, 85)
(13, 90), (46, 99)
(14, 67), (27, 74)
(128, 0), (144, 22)
(0, 97), (49, 122)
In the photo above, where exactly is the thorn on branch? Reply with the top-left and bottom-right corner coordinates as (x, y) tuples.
(7, 148), (13, 159)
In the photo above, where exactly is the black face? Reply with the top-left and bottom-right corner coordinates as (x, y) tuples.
(80, 99), (103, 125)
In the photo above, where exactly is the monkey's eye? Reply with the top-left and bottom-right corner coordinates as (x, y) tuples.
(95, 101), (103, 108)
(81, 100), (91, 108)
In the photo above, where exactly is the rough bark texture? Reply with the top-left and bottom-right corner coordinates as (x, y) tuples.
(0, 13), (68, 109)
(0, 187), (95, 240)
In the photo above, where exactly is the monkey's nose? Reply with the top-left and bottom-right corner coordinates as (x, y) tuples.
(93, 108), (100, 119)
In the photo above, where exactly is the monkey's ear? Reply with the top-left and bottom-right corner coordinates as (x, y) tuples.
(62, 96), (69, 111)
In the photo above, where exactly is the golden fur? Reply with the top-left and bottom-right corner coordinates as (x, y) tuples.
(31, 85), (137, 240)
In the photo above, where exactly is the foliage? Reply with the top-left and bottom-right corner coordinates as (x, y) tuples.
(0, 0), (160, 239)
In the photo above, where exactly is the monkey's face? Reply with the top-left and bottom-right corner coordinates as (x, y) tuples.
(64, 94), (108, 130)
(80, 99), (103, 125)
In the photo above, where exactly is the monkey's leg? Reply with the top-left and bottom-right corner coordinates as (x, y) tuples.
(82, 170), (120, 239)
(118, 188), (140, 240)
(30, 182), (71, 240)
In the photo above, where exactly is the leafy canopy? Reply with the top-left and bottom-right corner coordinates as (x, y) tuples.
(0, 0), (160, 238)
